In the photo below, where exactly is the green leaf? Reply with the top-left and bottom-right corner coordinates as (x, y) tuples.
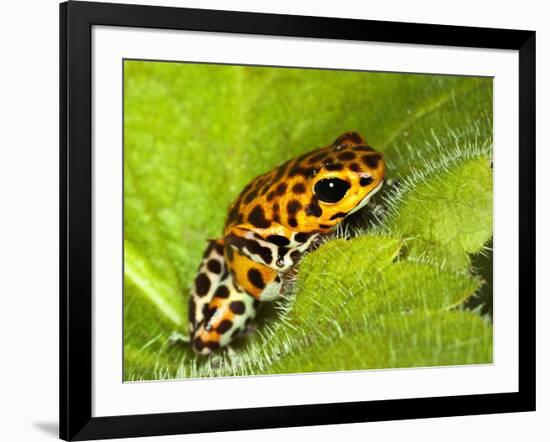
(269, 311), (493, 374)
(123, 61), (493, 381)
(384, 156), (493, 272)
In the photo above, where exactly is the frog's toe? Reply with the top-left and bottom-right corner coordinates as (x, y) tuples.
(225, 345), (238, 358)
(168, 331), (190, 345)
(239, 322), (257, 337)
(209, 352), (225, 368)
(384, 177), (401, 189)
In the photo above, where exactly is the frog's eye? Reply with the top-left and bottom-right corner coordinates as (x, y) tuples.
(314, 178), (351, 203)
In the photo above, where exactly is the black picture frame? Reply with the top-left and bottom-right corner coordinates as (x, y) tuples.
(60, 1), (536, 440)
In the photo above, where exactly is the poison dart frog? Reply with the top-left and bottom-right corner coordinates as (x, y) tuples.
(188, 131), (385, 354)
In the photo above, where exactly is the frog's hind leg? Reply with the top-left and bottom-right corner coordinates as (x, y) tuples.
(191, 274), (260, 355)
(189, 239), (260, 355)
(188, 239), (227, 342)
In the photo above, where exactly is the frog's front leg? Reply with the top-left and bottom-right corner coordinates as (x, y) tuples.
(224, 222), (319, 272)
(227, 246), (284, 301)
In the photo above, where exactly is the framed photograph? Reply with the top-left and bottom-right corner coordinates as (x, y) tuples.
(60, 1), (536, 440)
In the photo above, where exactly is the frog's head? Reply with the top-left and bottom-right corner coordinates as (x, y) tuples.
(225, 131), (385, 235)
(279, 131), (385, 232)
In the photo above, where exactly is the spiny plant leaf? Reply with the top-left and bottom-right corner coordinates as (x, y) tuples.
(269, 311), (493, 374)
(123, 61), (493, 381)
(383, 156), (493, 272)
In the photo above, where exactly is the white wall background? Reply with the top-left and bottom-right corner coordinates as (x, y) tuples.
(0, 0), (547, 441)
